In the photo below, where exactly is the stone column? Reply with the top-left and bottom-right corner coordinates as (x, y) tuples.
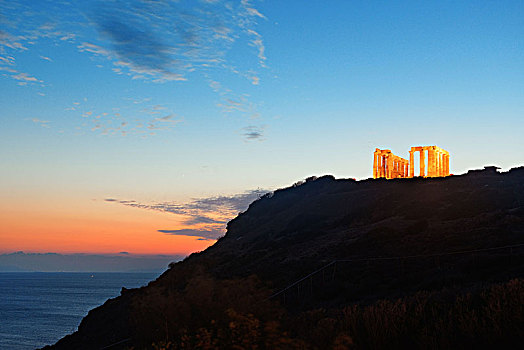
(419, 149), (426, 177)
(378, 155), (382, 177)
(432, 150), (438, 177)
(439, 152), (443, 176)
(409, 151), (414, 178)
(379, 155), (384, 178)
(382, 155), (386, 178)
(428, 148), (435, 177)
(391, 158), (395, 178)
(393, 159), (397, 178)
(440, 152), (444, 176)
(387, 155), (393, 179)
(435, 149), (440, 177)
(438, 152), (444, 176)
(373, 153), (376, 178)
(436, 151), (440, 176)
(434, 150), (438, 177)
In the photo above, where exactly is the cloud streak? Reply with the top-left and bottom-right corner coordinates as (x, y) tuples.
(157, 229), (220, 241)
(105, 188), (271, 240)
(30, 118), (51, 128)
(241, 125), (265, 141)
(62, 98), (183, 137)
(81, 0), (267, 83)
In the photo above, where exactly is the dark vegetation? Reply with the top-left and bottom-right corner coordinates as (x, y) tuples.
(44, 167), (524, 349)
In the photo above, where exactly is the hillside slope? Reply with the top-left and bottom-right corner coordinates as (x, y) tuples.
(45, 166), (524, 349)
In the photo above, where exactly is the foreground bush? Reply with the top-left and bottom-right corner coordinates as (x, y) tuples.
(291, 278), (524, 349)
(129, 277), (523, 349)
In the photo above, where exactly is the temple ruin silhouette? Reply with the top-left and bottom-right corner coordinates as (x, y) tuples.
(373, 146), (450, 179)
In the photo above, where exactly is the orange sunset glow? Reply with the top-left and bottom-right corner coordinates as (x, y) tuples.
(0, 196), (214, 255)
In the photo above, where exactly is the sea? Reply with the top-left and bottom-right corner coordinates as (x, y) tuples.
(0, 272), (160, 350)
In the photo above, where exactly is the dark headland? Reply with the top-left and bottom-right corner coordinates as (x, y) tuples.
(44, 166), (524, 349)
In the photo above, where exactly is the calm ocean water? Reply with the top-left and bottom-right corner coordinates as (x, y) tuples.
(0, 272), (160, 349)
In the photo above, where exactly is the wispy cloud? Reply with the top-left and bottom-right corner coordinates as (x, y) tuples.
(0, 58), (44, 86)
(76, 0), (266, 83)
(93, 11), (174, 77)
(249, 75), (260, 85)
(60, 33), (76, 41)
(30, 118), (50, 128)
(77, 42), (112, 58)
(155, 114), (181, 123)
(0, 55), (15, 65)
(247, 29), (266, 67)
(39, 55), (52, 62)
(0, 65), (17, 73)
(183, 215), (225, 225)
(0, 30), (27, 50)
(217, 95), (253, 114)
(157, 229), (219, 241)
(64, 98), (182, 137)
(0, 3), (82, 87)
(12, 72), (41, 83)
(241, 125), (265, 141)
(128, 97), (152, 104)
(105, 188), (271, 240)
(241, 0), (267, 20)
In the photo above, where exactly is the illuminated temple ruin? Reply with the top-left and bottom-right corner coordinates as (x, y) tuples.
(373, 146), (450, 179)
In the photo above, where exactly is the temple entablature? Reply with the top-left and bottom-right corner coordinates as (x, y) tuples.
(373, 145), (450, 179)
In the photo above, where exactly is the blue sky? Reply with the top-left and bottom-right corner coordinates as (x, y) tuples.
(1, 0), (523, 256)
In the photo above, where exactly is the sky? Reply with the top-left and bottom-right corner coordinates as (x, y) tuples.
(1, 0), (523, 263)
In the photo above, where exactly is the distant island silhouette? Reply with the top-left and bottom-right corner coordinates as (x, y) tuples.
(43, 166), (524, 349)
